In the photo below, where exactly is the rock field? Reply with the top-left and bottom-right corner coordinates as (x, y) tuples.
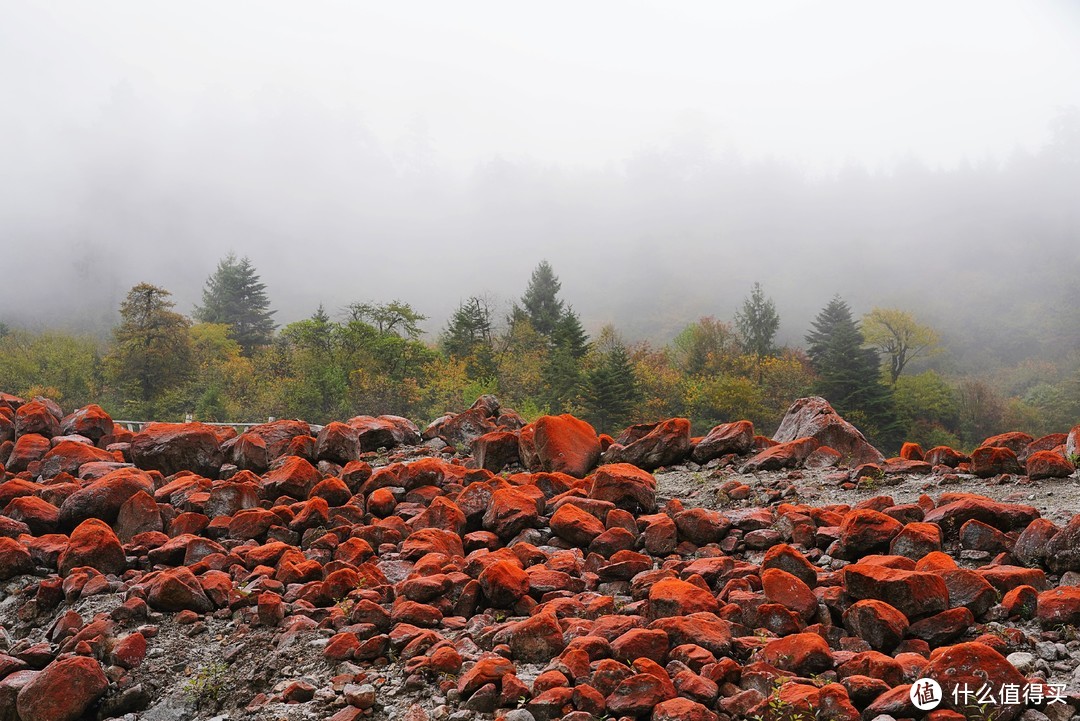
(4, 391), (1080, 721)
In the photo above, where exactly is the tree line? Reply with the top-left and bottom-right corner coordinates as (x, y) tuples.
(2, 254), (1077, 453)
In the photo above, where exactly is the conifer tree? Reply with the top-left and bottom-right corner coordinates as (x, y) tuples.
(735, 282), (780, 359)
(442, 296), (496, 377)
(805, 296), (899, 446)
(582, 339), (638, 434)
(513, 260), (564, 337)
(106, 283), (193, 410)
(194, 254), (276, 355)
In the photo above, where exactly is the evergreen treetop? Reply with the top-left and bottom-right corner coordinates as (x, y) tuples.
(194, 253), (276, 355)
(735, 282), (780, 359)
(514, 260), (564, 337)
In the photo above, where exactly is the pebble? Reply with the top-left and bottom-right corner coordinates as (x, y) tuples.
(501, 711), (535, 721)
(1035, 641), (1059, 661)
(1007, 652), (1036, 674)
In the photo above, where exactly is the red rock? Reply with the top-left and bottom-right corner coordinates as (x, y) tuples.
(289, 497), (329, 531)
(60, 405), (114, 443)
(366, 487), (396, 517)
(1001, 585), (1038, 619)
(316, 422), (361, 464)
(653, 697), (719, 721)
(5, 433), (51, 473)
(674, 507), (732, 545)
(245, 419), (311, 459)
(761, 568), (817, 620)
(836, 509), (903, 558)
(744, 435), (823, 472)
(479, 560), (529, 607)
(899, 442), (924, 461)
(519, 414), (602, 478)
(691, 420), (755, 464)
(759, 632), (833, 674)
(805, 446), (843, 469)
(483, 487), (540, 539)
(611, 628), (670, 664)
(457, 656), (516, 697)
(422, 408), (496, 449)
(649, 577), (720, 619)
(977, 565), (1047, 593)
(282, 680), (316, 703)
(205, 479), (260, 518)
(969, 446), (1023, 477)
(1026, 450), (1074, 480)
(16, 655), (108, 721)
(772, 397), (884, 465)
(507, 611), (566, 663)
(588, 463), (657, 513)
(1036, 586), (1080, 628)
(261, 455), (320, 501)
(908, 607), (974, 646)
(257, 592), (285, 626)
(924, 445), (968, 467)
(978, 431), (1034, 456)
(837, 650), (905, 687)
(889, 522), (942, 559)
(470, 430), (521, 473)
(649, 614), (731, 657)
(843, 563), (949, 619)
(923, 642), (1028, 721)
(223, 432), (269, 472)
(601, 418), (692, 470)
(607, 672), (676, 717)
(641, 513), (677, 555)
(109, 632), (147, 669)
(39, 440), (118, 478)
(228, 508), (280, 540)
(921, 495), (1039, 534)
(762, 544), (818, 588)
(0, 536), (33, 579)
(941, 569), (998, 617)
(146, 567), (213, 612)
(130, 422), (223, 477)
(550, 503), (606, 547)
(842, 599), (909, 651)
(1044, 514), (1080, 572)
(57, 467), (154, 530)
(1021, 433), (1067, 462)
(959, 518), (1011, 552)
(402, 528), (464, 559)
(3, 495), (59, 535)
(115, 490), (162, 542)
(14, 400), (60, 438)
(59, 518), (125, 576)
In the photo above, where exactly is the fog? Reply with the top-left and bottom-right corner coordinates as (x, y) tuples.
(3, 1), (1080, 368)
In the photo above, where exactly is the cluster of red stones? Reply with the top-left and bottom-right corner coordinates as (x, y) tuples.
(1, 391), (1080, 721)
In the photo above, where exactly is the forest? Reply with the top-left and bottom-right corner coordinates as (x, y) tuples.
(2, 254), (1076, 456)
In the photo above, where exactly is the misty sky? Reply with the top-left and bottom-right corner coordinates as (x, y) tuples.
(3, 1), (1080, 350)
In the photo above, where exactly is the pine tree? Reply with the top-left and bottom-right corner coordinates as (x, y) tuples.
(805, 296), (899, 447)
(581, 340), (638, 434)
(513, 261), (564, 337)
(442, 297), (496, 378)
(106, 283), (193, 410)
(194, 254), (276, 355)
(552, 307), (589, 360)
(735, 282), (780, 359)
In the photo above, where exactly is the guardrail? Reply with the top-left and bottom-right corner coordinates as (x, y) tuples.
(112, 417), (281, 433)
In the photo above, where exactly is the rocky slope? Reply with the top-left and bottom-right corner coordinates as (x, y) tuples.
(3, 393), (1080, 721)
